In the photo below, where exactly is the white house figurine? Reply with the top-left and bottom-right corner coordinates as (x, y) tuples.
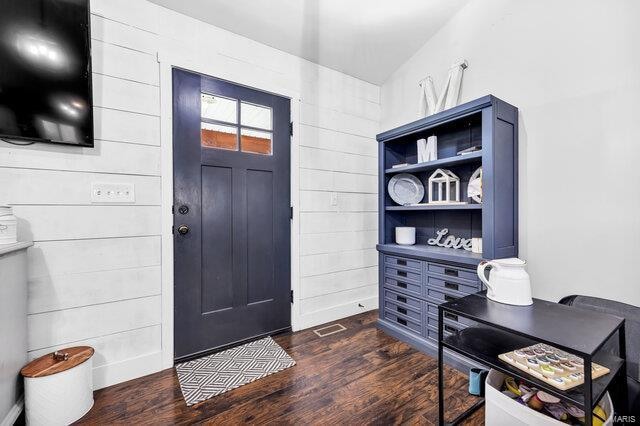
(428, 168), (461, 204)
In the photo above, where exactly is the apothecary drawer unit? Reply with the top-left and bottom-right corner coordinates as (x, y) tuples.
(376, 95), (518, 362)
(385, 255), (421, 271)
(427, 263), (478, 282)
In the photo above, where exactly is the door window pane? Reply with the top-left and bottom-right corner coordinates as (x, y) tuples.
(241, 129), (272, 155)
(202, 122), (238, 151)
(241, 102), (272, 130)
(201, 93), (237, 124)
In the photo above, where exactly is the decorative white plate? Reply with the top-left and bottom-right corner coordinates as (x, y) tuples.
(468, 167), (483, 203)
(388, 173), (424, 205)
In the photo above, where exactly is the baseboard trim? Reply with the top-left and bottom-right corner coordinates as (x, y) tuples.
(296, 296), (378, 331)
(92, 351), (163, 390)
(1, 396), (23, 426)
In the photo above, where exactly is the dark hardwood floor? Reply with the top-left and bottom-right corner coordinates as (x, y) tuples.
(75, 311), (484, 425)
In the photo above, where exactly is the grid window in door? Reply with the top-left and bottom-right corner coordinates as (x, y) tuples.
(200, 93), (274, 155)
(201, 123), (238, 151)
(241, 102), (272, 130)
(241, 128), (272, 155)
(201, 93), (237, 123)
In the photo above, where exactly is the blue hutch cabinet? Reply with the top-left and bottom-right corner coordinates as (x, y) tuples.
(376, 95), (519, 361)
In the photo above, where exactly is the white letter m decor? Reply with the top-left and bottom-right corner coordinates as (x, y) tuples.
(418, 59), (468, 117)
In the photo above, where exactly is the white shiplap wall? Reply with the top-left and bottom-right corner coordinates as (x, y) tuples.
(297, 109), (379, 328)
(0, 6), (163, 389)
(0, 0), (380, 388)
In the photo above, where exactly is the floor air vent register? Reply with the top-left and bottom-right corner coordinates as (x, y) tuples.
(313, 323), (347, 337)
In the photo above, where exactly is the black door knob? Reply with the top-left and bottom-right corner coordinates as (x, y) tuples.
(177, 224), (189, 235)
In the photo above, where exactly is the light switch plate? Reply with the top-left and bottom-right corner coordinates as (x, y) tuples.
(91, 182), (135, 203)
(330, 192), (338, 206)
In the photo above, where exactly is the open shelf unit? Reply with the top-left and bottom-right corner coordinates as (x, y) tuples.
(442, 329), (624, 409)
(385, 150), (482, 174)
(377, 95), (518, 263)
(439, 292), (626, 414)
(376, 95), (519, 368)
(386, 204), (482, 211)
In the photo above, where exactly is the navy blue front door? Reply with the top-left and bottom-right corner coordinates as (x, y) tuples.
(172, 69), (291, 360)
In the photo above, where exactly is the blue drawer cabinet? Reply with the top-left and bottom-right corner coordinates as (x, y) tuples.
(384, 298), (422, 324)
(379, 253), (481, 346)
(384, 255), (421, 271)
(384, 265), (422, 284)
(375, 95), (518, 361)
(426, 262), (479, 282)
(383, 276), (422, 299)
(384, 288), (422, 311)
(429, 303), (476, 327)
(425, 275), (480, 297)
(384, 310), (422, 336)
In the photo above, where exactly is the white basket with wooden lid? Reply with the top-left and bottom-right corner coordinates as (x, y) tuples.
(20, 346), (94, 425)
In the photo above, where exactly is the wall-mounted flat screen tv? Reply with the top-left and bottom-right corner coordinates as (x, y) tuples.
(0, 0), (93, 147)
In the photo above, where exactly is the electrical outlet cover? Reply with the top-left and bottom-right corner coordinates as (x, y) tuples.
(91, 182), (135, 203)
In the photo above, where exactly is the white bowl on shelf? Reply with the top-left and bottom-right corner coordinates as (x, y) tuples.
(395, 227), (416, 245)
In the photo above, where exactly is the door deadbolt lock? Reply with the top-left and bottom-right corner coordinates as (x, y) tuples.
(177, 224), (190, 235)
(178, 205), (189, 215)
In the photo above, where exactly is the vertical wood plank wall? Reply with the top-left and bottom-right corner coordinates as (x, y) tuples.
(297, 94), (380, 328)
(0, 0), (380, 388)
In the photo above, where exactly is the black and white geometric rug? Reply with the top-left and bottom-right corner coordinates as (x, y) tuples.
(175, 337), (296, 406)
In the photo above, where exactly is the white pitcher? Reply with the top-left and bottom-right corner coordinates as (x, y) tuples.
(477, 258), (533, 306)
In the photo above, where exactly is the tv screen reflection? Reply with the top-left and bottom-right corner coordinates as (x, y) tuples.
(0, 0), (93, 146)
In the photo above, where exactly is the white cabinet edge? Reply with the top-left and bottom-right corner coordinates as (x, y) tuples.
(0, 241), (33, 257)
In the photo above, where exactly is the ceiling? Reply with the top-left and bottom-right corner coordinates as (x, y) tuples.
(148, 0), (468, 85)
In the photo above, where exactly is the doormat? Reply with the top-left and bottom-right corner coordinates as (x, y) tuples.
(175, 337), (296, 406)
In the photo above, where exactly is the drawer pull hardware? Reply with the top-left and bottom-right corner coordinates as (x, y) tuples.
(397, 259), (407, 266)
(444, 268), (458, 277)
(397, 307), (407, 315)
(444, 312), (458, 321)
(444, 282), (459, 291)
(397, 318), (407, 326)
(397, 296), (407, 303)
(444, 325), (457, 333)
(397, 271), (407, 277)
(444, 295), (456, 302)
(397, 282), (407, 289)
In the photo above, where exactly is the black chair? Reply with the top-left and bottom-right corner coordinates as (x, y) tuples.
(560, 295), (640, 415)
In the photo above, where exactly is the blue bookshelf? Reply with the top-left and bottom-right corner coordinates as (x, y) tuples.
(376, 95), (519, 366)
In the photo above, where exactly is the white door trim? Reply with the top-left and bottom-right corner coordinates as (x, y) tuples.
(158, 53), (301, 369)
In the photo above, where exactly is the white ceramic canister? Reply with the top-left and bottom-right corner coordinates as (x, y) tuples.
(23, 347), (95, 426)
(395, 227), (416, 245)
(0, 205), (17, 245)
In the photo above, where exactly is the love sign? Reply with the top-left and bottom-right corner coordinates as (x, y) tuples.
(427, 228), (472, 251)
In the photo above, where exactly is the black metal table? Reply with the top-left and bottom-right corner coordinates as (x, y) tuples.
(437, 292), (627, 426)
